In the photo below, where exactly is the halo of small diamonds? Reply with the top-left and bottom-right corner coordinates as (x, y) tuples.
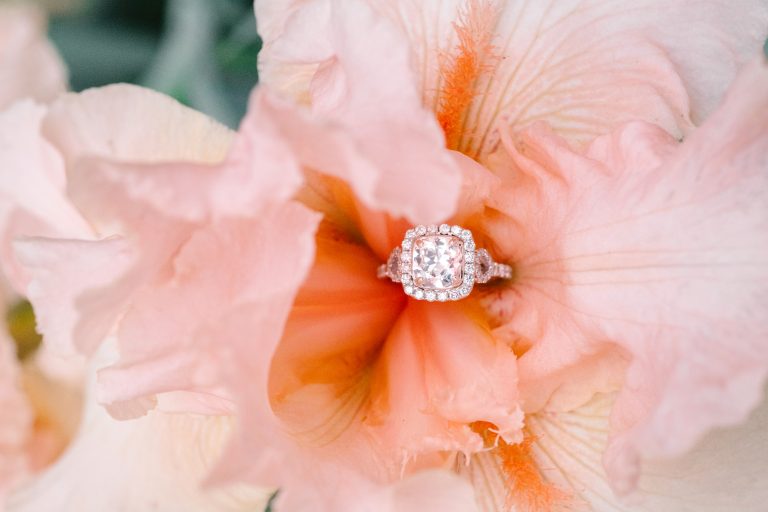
(400, 225), (475, 301)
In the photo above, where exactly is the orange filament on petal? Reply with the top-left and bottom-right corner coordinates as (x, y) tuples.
(474, 422), (570, 512)
(436, 1), (499, 151)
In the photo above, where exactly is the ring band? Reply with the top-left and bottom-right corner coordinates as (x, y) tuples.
(377, 224), (512, 301)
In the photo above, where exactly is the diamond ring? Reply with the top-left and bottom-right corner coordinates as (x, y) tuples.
(377, 224), (512, 301)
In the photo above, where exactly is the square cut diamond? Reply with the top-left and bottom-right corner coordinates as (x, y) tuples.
(411, 235), (464, 290)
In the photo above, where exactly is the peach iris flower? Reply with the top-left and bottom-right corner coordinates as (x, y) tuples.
(2, 1), (768, 511)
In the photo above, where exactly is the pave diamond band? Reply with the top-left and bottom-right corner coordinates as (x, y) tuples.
(377, 224), (512, 301)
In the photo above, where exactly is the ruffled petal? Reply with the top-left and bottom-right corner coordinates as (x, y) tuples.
(0, 5), (67, 109)
(0, 101), (90, 292)
(256, 0), (462, 224)
(256, 0), (768, 157)
(13, 237), (135, 357)
(97, 202), (320, 418)
(50, 90), (302, 225)
(11, 84), (306, 368)
(5, 83), (325, 497)
(3, 86), (235, 357)
(487, 58), (768, 494)
(370, 300), (523, 472)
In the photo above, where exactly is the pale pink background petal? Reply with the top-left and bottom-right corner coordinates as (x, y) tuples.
(6, 344), (271, 512)
(0, 5), (66, 109)
(0, 335), (31, 506)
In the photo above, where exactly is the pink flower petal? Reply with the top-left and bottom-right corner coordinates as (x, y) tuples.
(10, 85), (308, 363)
(52, 89), (302, 225)
(0, 101), (90, 292)
(488, 57), (768, 494)
(256, 0), (462, 224)
(0, 5), (67, 109)
(98, 203), (320, 419)
(14, 237), (136, 356)
(42, 85), (232, 168)
(269, 229), (404, 432)
(371, 300), (523, 469)
(257, 0), (768, 157)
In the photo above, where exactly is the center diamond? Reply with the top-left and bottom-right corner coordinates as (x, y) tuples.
(411, 235), (464, 290)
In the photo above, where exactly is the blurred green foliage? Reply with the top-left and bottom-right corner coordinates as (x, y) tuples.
(48, 0), (261, 127)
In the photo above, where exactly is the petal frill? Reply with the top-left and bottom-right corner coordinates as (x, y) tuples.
(370, 300), (523, 473)
(487, 58), (768, 494)
(256, 0), (768, 157)
(0, 102), (90, 291)
(13, 237), (136, 357)
(0, 5), (67, 109)
(256, 0), (463, 224)
(97, 203), (321, 419)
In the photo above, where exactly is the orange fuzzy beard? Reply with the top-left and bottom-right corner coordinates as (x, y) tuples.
(436, 0), (499, 151)
(474, 422), (570, 511)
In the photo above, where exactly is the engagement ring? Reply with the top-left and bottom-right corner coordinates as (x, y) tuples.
(377, 224), (512, 301)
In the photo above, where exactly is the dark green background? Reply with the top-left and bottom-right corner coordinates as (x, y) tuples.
(48, 0), (261, 127)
